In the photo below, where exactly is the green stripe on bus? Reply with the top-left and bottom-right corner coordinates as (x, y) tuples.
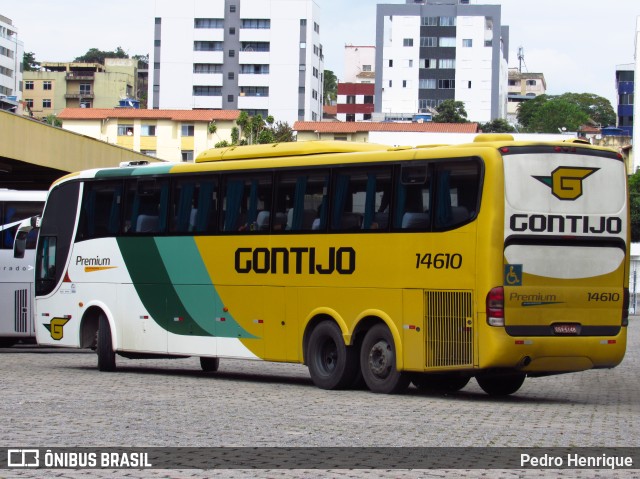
(96, 164), (174, 178)
(116, 236), (256, 339)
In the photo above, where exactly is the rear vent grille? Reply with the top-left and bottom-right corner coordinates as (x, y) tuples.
(14, 289), (28, 333)
(424, 290), (473, 368)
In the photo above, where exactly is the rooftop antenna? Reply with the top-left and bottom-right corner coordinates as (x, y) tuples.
(517, 46), (524, 73)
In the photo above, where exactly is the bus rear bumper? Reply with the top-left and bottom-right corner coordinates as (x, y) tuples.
(480, 327), (627, 374)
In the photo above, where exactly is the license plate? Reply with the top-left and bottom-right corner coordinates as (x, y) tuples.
(553, 324), (579, 335)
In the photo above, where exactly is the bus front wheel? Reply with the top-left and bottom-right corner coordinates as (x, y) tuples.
(307, 321), (359, 390)
(476, 372), (525, 396)
(360, 324), (410, 394)
(97, 313), (116, 372)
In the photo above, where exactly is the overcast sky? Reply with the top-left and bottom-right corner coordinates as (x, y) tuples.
(4, 0), (639, 106)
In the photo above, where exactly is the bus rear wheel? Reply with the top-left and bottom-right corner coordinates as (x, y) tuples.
(360, 324), (410, 394)
(97, 313), (116, 372)
(476, 372), (525, 396)
(200, 357), (220, 372)
(307, 321), (359, 390)
(412, 373), (470, 392)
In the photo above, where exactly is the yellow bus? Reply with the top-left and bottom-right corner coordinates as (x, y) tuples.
(33, 135), (629, 396)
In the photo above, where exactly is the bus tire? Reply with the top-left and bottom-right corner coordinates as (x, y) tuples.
(412, 373), (470, 392)
(200, 357), (220, 372)
(360, 324), (410, 394)
(476, 372), (525, 396)
(97, 313), (116, 372)
(307, 321), (359, 390)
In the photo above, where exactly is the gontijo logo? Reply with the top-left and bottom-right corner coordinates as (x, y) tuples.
(534, 167), (599, 201)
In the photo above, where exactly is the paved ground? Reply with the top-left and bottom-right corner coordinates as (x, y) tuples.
(1, 320), (639, 478)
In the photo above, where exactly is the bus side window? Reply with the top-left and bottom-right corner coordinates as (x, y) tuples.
(123, 179), (169, 234)
(76, 181), (123, 241)
(330, 167), (391, 232)
(433, 160), (481, 230)
(221, 174), (272, 233)
(170, 177), (218, 234)
(275, 170), (329, 233)
(394, 163), (431, 230)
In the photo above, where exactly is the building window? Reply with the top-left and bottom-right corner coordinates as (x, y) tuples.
(388, 59), (393, 67)
(228, 95), (234, 102)
(420, 58), (437, 69)
(42, 99), (52, 108)
(403, 38), (414, 47)
(420, 37), (436, 47)
(155, 17), (161, 25)
(300, 19), (307, 26)
(43, 81), (52, 90)
(181, 150), (194, 162)
(80, 100), (92, 108)
(438, 59), (455, 69)
(313, 67), (319, 78)
(193, 63), (223, 73)
(440, 16), (456, 26)
(141, 125), (156, 136)
(228, 72), (235, 80)
(314, 22), (320, 33)
(240, 64), (269, 74)
(154, 40), (161, 47)
(364, 95), (373, 104)
(193, 86), (222, 96)
(25, 80), (34, 90)
(181, 124), (195, 137)
(229, 50), (235, 57)
(346, 95), (356, 104)
(421, 16), (438, 26)
(299, 64), (306, 71)
(229, 5), (236, 13)
(526, 80), (537, 86)
(80, 83), (91, 94)
(508, 79), (517, 86)
(362, 65), (372, 72)
(241, 42), (270, 52)
(194, 41), (224, 51)
(312, 89), (318, 100)
(439, 37), (456, 47)
(141, 150), (157, 157)
(117, 124), (134, 136)
(240, 86), (269, 97)
(389, 80), (392, 88)
(462, 39), (473, 47)
(241, 19), (271, 29)
(25, 99), (33, 108)
(419, 79), (436, 89)
(438, 79), (455, 89)
(194, 18), (224, 28)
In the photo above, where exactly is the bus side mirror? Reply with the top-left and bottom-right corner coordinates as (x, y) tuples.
(13, 229), (28, 259)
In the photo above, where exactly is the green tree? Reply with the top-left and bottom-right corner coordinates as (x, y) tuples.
(271, 121), (295, 143)
(44, 114), (61, 127)
(558, 92), (616, 127)
(23, 51), (40, 71)
(480, 118), (516, 133)
(629, 171), (640, 242)
(516, 94), (549, 129)
(323, 69), (337, 105)
(528, 98), (589, 133)
(433, 100), (468, 123)
(217, 114), (295, 148)
(74, 46), (128, 64)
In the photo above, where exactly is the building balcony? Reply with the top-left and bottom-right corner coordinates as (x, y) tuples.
(66, 72), (95, 80)
(64, 93), (94, 99)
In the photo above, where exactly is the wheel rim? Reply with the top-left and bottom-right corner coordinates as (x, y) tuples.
(367, 340), (393, 379)
(318, 338), (338, 375)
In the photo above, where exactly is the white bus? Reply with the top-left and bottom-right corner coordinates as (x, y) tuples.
(0, 190), (46, 347)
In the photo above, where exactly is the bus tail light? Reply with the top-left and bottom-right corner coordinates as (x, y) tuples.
(486, 286), (504, 326)
(622, 288), (629, 326)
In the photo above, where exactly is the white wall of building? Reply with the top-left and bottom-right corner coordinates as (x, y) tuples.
(150, 0), (322, 125)
(0, 15), (23, 100)
(344, 45), (375, 83)
(380, 15), (420, 116)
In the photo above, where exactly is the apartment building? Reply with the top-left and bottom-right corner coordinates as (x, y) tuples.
(336, 45), (376, 122)
(58, 108), (239, 162)
(23, 59), (137, 119)
(150, 0), (324, 126)
(616, 64), (634, 137)
(375, 0), (509, 123)
(0, 14), (23, 107)
(507, 69), (546, 124)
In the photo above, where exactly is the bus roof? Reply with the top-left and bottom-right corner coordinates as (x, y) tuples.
(195, 140), (395, 163)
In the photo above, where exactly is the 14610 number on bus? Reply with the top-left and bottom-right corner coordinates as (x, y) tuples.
(415, 253), (462, 269)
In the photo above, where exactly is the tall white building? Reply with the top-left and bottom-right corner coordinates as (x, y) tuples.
(0, 14), (23, 104)
(375, 0), (508, 123)
(149, 0), (324, 125)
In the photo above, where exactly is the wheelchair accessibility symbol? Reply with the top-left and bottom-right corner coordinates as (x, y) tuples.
(504, 264), (522, 286)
